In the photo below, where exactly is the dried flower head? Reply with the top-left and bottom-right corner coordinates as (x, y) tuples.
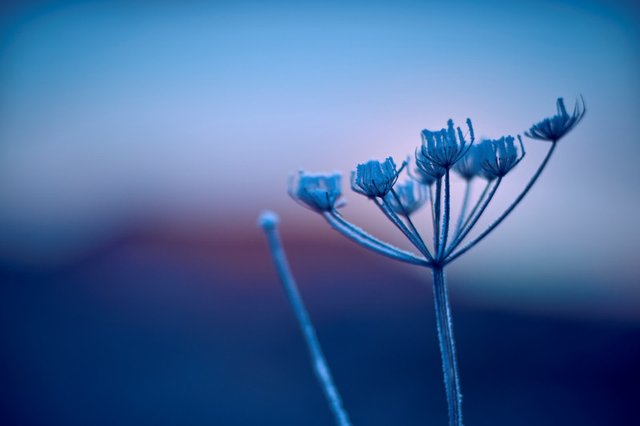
(413, 150), (446, 185)
(351, 157), (404, 198)
(480, 136), (525, 179)
(384, 180), (428, 215)
(525, 97), (586, 142)
(288, 171), (344, 212)
(453, 144), (484, 180)
(419, 118), (475, 168)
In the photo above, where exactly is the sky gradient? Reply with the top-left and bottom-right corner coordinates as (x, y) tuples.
(1, 0), (639, 312)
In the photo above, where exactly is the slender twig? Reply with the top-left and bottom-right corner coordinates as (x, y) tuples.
(458, 180), (491, 237)
(438, 169), (451, 261)
(259, 213), (353, 426)
(390, 188), (434, 261)
(432, 267), (463, 426)
(433, 177), (442, 254)
(324, 212), (430, 266)
(446, 142), (558, 264)
(444, 177), (502, 258)
(374, 198), (432, 260)
(453, 180), (472, 239)
(428, 185), (437, 244)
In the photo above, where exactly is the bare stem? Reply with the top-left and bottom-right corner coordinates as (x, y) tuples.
(324, 212), (430, 266)
(438, 169), (451, 260)
(260, 213), (353, 426)
(444, 177), (502, 258)
(446, 142), (558, 265)
(453, 180), (472, 240)
(432, 266), (464, 426)
(433, 178), (442, 254)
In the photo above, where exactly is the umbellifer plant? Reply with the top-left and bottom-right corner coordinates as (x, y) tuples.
(260, 97), (586, 426)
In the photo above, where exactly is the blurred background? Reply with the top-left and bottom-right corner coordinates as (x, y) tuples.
(1, 0), (639, 425)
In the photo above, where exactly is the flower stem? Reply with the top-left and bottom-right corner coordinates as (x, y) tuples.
(446, 142), (558, 265)
(260, 214), (353, 426)
(324, 212), (430, 266)
(453, 180), (472, 239)
(432, 266), (463, 426)
(438, 169), (451, 260)
(444, 177), (502, 258)
(433, 177), (442, 253)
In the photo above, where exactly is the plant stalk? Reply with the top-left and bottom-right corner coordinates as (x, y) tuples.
(432, 266), (463, 426)
(261, 217), (352, 426)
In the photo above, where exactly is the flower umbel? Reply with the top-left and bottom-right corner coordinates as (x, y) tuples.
(272, 95), (586, 426)
(420, 118), (475, 168)
(525, 96), (586, 142)
(385, 180), (428, 215)
(351, 157), (405, 198)
(288, 171), (344, 212)
(413, 150), (446, 184)
(480, 135), (525, 179)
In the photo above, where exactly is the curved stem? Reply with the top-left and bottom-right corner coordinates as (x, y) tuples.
(390, 189), (434, 261)
(453, 180), (472, 240)
(438, 169), (451, 260)
(375, 198), (432, 260)
(445, 177), (502, 258)
(459, 180), (491, 235)
(433, 178), (442, 254)
(432, 266), (464, 426)
(446, 142), (558, 265)
(260, 218), (352, 426)
(323, 212), (430, 266)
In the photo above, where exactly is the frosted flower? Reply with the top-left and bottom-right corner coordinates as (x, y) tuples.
(351, 157), (404, 198)
(419, 118), (475, 168)
(288, 171), (344, 212)
(480, 136), (525, 179)
(453, 144), (484, 180)
(525, 97), (586, 142)
(413, 150), (446, 185)
(384, 180), (427, 215)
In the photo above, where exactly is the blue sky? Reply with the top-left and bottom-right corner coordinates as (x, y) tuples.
(0, 0), (638, 307)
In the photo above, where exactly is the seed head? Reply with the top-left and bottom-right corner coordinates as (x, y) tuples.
(419, 118), (475, 168)
(525, 96), (586, 142)
(351, 157), (404, 198)
(413, 150), (446, 185)
(453, 144), (484, 180)
(384, 180), (428, 215)
(288, 171), (344, 212)
(480, 135), (525, 179)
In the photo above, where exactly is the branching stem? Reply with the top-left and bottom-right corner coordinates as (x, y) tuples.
(446, 142), (558, 264)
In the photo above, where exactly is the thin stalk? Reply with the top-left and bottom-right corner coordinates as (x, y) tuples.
(432, 266), (463, 426)
(428, 185), (437, 245)
(453, 180), (472, 239)
(375, 198), (432, 260)
(444, 177), (502, 258)
(458, 180), (492, 236)
(390, 188), (434, 261)
(438, 169), (451, 260)
(260, 215), (352, 426)
(446, 142), (558, 265)
(323, 212), (430, 266)
(433, 178), (442, 254)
